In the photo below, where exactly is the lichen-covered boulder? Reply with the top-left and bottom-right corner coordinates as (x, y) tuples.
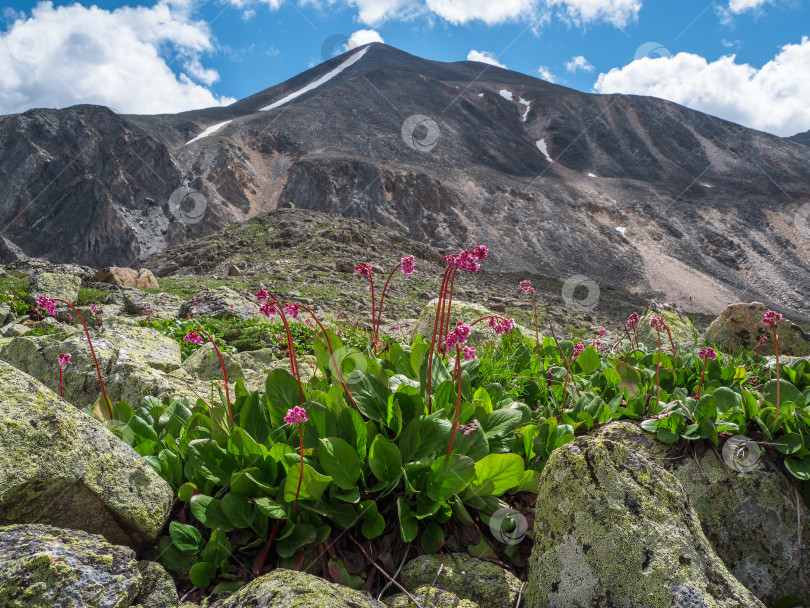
(0, 361), (173, 547)
(0, 325), (198, 409)
(182, 343), (245, 384)
(705, 302), (810, 356)
(384, 586), (478, 608)
(93, 267), (159, 289)
(27, 272), (81, 306)
(636, 302), (698, 350)
(178, 287), (258, 321)
(525, 435), (765, 608)
(133, 561), (177, 608)
(400, 554), (521, 608)
(413, 300), (528, 345)
(0, 524), (142, 608)
(0, 324), (30, 337)
(215, 569), (385, 607)
(594, 421), (810, 605)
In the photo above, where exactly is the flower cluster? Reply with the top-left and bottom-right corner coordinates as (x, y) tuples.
(625, 312), (639, 328)
(572, 342), (585, 360)
(256, 288), (269, 301)
(401, 256), (415, 275)
(649, 316), (667, 330)
(446, 245), (488, 273)
(445, 321), (472, 350)
(37, 296), (57, 317)
(354, 262), (372, 278)
(596, 328), (606, 338)
(520, 280), (535, 294)
(757, 335), (768, 347)
(259, 301), (278, 317)
(488, 316), (514, 335)
(183, 331), (204, 344)
(462, 346), (476, 360)
(284, 406), (308, 425)
(58, 353), (72, 367)
(284, 302), (300, 319)
(698, 347), (717, 361)
(762, 310), (782, 327)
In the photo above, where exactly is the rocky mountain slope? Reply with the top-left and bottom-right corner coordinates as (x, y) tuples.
(2, 43), (809, 318)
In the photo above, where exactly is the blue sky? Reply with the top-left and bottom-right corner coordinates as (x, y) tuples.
(1, 0), (809, 135)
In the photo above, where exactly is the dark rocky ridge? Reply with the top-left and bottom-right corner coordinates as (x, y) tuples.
(1, 43), (809, 317)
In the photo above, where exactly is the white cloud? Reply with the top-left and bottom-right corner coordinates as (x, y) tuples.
(565, 55), (594, 72)
(467, 49), (506, 68)
(593, 37), (810, 136)
(727, 0), (773, 13)
(342, 0), (422, 25)
(347, 28), (385, 49)
(537, 65), (557, 82)
(546, 0), (641, 27)
(0, 1), (234, 115)
(426, 0), (535, 25)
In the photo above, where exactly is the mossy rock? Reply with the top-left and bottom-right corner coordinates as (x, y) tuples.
(214, 568), (385, 607)
(182, 343), (245, 384)
(705, 302), (810, 356)
(27, 272), (81, 306)
(0, 524), (141, 608)
(593, 421), (810, 605)
(399, 553), (520, 608)
(133, 561), (177, 608)
(636, 302), (698, 350)
(412, 299), (529, 346)
(384, 586), (479, 607)
(0, 361), (173, 547)
(177, 287), (258, 321)
(525, 435), (765, 608)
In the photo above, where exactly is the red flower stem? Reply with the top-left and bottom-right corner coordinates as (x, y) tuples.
(654, 329), (661, 409)
(531, 292), (540, 349)
(294, 422), (304, 523)
(632, 322), (639, 348)
(697, 359), (707, 399)
(469, 314), (509, 327)
(426, 267), (453, 413)
(561, 355), (572, 412)
(367, 269), (377, 353)
(446, 345), (463, 455)
(267, 293), (303, 403)
(252, 518), (285, 576)
(441, 267), (459, 354)
(373, 263), (402, 344)
(59, 364), (64, 398)
(436, 271), (451, 356)
(773, 325), (781, 423)
(196, 328), (235, 428)
(301, 306), (359, 412)
(53, 299), (112, 419)
(665, 326), (678, 356)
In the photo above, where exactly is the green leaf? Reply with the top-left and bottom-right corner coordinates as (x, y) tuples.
(763, 379), (802, 407)
(265, 369), (303, 427)
(200, 528), (231, 566)
(169, 521), (203, 555)
(713, 387), (741, 413)
(254, 497), (287, 520)
(480, 408), (522, 439)
(318, 437), (361, 490)
(177, 482), (197, 503)
(155, 537), (198, 574)
(575, 347), (600, 374)
(351, 373), (392, 423)
(338, 408), (368, 460)
(397, 498), (418, 542)
(221, 494), (254, 529)
(283, 463), (332, 502)
(189, 561), (215, 589)
(238, 392), (271, 445)
(399, 413), (452, 462)
(190, 496), (234, 532)
(427, 454), (475, 503)
(368, 435), (402, 484)
(785, 457), (810, 481)
(358, 500), (385, 539)
(466, 453), (525, 497)
(777, 433), (804, 455)
(420, 521), (445, 554)
(275, 523), (317, 558)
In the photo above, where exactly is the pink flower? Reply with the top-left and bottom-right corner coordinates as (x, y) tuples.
(401, 256), (415, 275)
(456, 250), (480, 273)
(37, 297), (57, 317)
(66, 313), (72, 322)
(58, 353), (72, 367)
(649, 316), (666, 330)
(337, 329), (344, 337)
(597, 328), (606, 338)
(284, 406), (308, 425)
(256, 288), (269, 301)
(625, 312), (639, 328)
(90, 305), (98, 314)
(305, 318), (316, 329)
(445, 254), (458, 267)
(595, 339), (603, 348)
(762, 310), (782, 327)
(355, 262), (372, 278)
(493, 318), (514, 335)
(471, 245), (489, 260)
(184, 331), (204, 344)
(757, 335), (768, 346)
(520, 280), (535, 294)
(698, 347), (717, 361)
(445, 320), (472, 349)
(572, 342), (585, 360)
(259, 301), (278, 317)
(284, 303), (301, 319)
(462, 346), (477, 360)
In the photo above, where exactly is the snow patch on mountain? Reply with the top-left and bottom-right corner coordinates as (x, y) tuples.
(499, 89), (513, 101)
(536, 139), (553, 163)
(518, 97), (531, 122)
(185, 120), (232, 145)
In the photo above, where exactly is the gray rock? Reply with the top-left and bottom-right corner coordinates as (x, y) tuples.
(27, 272), (81, 306)
(134, 561), (178, 608)
(706, 302), (810, 356)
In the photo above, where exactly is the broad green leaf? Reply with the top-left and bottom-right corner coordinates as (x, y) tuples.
(254, 497), (287, 519)
(575, 347), (600, 374)
(351, 373), (392, 424)
(265, 369), (303, 427)
(397, 498), (418, 542)
(189, 561), (215, 589)
(420, 521), (445, 554)
(399, 413), (452, 463)
(190, 496), (234, 532)
(358, 500), (385, 539)
(776, 433), (803, 455)
(283, 463), (332, 503)
(169, 521), (202, 555)
(480, 408), (522, 439)
(427, 454), (475, 503)
(221, 494), (254, 529)
(785, 457), (810, 481)
(318, 437), (361, 490)
(467, 453), (525, 497)
(368, 435), (402, 484)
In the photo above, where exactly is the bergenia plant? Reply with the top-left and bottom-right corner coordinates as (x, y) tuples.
(57, 353), (72, 398)
(184, 329), (235, 427)
(257, 289), (304, 403)
(696, 347), (716, 399)
(285, 405), (308, 522)
(649, 316), (667, 408)
(762, 310), (783, 423)
(520, 279), (540, 348)
(356, 256), (416, 353)
(625, 312), (640, 349)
